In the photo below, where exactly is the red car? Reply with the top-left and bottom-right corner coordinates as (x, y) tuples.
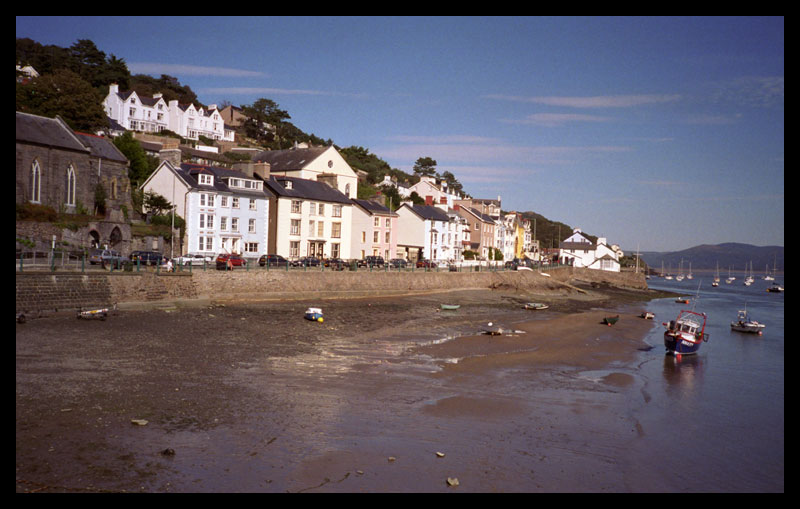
(216, 253), (247, 270)
(416, 260), (437, 269)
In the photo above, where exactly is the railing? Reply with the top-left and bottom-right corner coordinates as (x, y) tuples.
(16, 249), (569, 275)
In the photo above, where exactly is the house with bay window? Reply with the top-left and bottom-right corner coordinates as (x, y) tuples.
(141, 161), (270, 257)
(263, 176), (353, 261)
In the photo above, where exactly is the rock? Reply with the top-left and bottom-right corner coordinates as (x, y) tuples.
(446, 477), (459, 487)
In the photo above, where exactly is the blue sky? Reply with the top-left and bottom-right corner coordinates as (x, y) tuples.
(17, 16), (783, 252)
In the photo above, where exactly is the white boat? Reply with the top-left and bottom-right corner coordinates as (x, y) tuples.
(304, 307), (324, 322)
(744, 261), (754, 286)
(730, 308), (765, 335)
(712, 262), (720, 287)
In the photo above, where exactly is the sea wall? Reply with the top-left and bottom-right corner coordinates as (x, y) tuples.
(15, 266), (647, 313)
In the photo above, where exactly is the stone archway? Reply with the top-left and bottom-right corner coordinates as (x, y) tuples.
(88, 230), (101, 248)
(109, 226), (122, 247)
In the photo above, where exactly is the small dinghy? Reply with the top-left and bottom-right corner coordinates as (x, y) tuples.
(304, 307), (324, 322)
(523, 302), (549, 310)
(440, 304), (460, 310)
(602, 315), (619, 326)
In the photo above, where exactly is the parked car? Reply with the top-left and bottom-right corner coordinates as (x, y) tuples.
(388, 258), (408, 269)
(360, 255), (385, 268)
(324, 258), (347, 270)
(89, 248), (128, 267)
(258, 254), (289, 267)
(130, 250), (165, 266)
(215, 253), (247, 270)
(505, 258), (533, 270)
(174, 253), (214, 266)
(416, 260), (437, 269)
(293, 256), (321, 267)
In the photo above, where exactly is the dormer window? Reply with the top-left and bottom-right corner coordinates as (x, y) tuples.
(199, 174), (213, 186)
(284, 180), (293, 190)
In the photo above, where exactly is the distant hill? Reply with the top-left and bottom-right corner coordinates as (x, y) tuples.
(640, 243), (784, 273)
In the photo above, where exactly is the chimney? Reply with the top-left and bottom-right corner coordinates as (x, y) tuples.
(425, 195), (433, 206)
(110, 83), (119, 95)
(158, 148), (181, 166)
(232, 161), (271, 180)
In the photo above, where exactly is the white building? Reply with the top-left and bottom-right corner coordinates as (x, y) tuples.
(263, 176), (353, 261)
(254, 145), (358, 200)
(558, 228), (621, 272)
(396, 203), (456, 264)
(102, 84), (234, 141)
(141, 161), (270, 258)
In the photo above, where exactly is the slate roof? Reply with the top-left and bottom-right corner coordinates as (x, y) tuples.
(352, 198), (397, 216)
(75, 132), (128, 163)
(253, 147), (329, 171)
(403, 204), (451, 222)
(176, 163), (273, 198)
(16, 112), (88, 153)
(263, 176), (351, 205)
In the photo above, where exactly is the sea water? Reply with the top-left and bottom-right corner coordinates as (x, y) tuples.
(624, 272), (784, 492)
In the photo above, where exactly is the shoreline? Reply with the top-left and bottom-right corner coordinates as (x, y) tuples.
(17, 283), (674, 492)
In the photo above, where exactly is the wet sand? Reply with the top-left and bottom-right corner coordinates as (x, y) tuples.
(16, 285), (669, 492)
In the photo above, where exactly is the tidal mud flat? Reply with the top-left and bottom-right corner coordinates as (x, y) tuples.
(16, 284), (673, 492)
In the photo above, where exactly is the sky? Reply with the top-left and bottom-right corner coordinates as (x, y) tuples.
(16, 16), (784, 252)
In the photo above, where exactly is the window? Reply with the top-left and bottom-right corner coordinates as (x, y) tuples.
(199, 236), (213, 251)
(385, 218), (391, 228)
(232, 197), (239, 208)
(310, 203), (316, 215)
(245, 242), (258, 253)
(249, 199), (256, 211)
(290, 241), (300, 257)
(220, 217), (228, 231)
(374, 217), (380, 227)
(200, 193), (215, 207)
(331, 243), (340, 258)
(199, 213), (214, 229)
(385, 231), (391, 243)
(333, 205), (342, 217)
(318, 204), (325, 216)
(249, 218), (256, 233)
(309, 220), (315, 236)
(220, 196), (228, 207)
(30, 160), (41, 203)
(65, 165), (76, 206)
(290, 219), (301, 236)
(332, 222), (341, 239)
(317, 221), (324, 237)
(231, 218), (239, 232)
(199, 174), (213, 186)
(373, 231), (379, 243)
(291, 200), (301, 213)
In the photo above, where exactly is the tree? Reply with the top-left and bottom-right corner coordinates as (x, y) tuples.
(113, 132), (159, 186)
(412, 157), (437, 177)
(241, 98), (291, 147)
(16, 68), (107, 132)
(143, 191), (173, 216)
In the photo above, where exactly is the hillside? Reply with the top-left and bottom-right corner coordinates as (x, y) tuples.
(640, 243), (784, 273)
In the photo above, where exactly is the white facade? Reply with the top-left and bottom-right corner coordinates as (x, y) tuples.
(103, 84), (234, 141)
(396, 204), (455, 264)
(559, 228), (621, 272)
(141, 161), (270, 257)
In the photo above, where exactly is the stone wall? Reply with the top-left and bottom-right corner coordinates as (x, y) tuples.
(15, 266), (647, 314)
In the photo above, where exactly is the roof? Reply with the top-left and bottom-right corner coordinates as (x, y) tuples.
(402, 204), (451, 222)
(253, 146), (330, 171)
(75, 132), (129, 163)
(176, 163), (273, 198)
(458, 206), (495, 223)
(352, 199), (397, 216)
(263, 176), (351, 205)
(16, 112), (88, 153)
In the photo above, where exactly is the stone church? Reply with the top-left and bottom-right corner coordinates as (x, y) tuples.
(16, 111), (133, 253)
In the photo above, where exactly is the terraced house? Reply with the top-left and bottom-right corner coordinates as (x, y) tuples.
(142, 161), (270, 258)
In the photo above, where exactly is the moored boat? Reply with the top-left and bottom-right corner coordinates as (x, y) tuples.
(440, 304), (461, 310)
(766, 283), (784, 293)
(640, 311), (655, 320)
(523, 302), (549, 310)
(663, 309), (708, 356)
(730, 308), (765, 335)
(304, 307), (324, 322)
(602, 315), (619, 326)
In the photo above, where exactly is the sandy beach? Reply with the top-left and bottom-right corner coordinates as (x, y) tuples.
(16, 283), (671, 493)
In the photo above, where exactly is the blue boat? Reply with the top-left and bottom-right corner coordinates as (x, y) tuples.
(304, 307), (324, 322)
(663, 309), (708, 356)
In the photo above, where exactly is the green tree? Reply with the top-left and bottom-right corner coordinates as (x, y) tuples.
(241, 98), (291, 147)
(113, 132), (159, 186)
(16, 68), (107, 132)
(412, 156), (437, 177)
